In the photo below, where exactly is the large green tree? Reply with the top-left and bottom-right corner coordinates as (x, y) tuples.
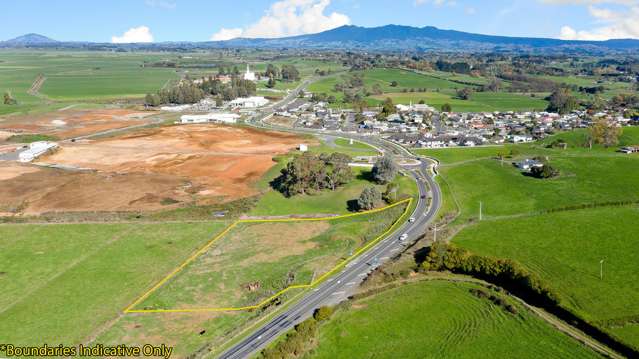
(590, 118), (623, 148)
(357, 187), (382, 211)
(274, 152), (354, 197)
(281, 64), (300, 82)
(547, 88), (578, 114)
(372, 155), (399, 184)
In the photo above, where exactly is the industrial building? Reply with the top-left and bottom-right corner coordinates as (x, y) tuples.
(180, 113), (241, 124)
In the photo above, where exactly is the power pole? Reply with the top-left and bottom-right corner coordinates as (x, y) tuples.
(600, 259), (605, 280)
(479, 201), (483, 221)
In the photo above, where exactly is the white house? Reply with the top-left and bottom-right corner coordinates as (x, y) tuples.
(229, 96), (269, 109)
(510, 135), (534, 143)
(299, 144), (308, 152)
(19, 141), (58, 163)
(180, 113), (240, 124)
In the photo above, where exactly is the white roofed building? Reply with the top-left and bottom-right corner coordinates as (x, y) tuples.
(229, 96), (269, 109)
(180, 113), (240, 124)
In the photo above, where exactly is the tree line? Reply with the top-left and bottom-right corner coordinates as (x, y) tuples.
(145, 82), (205, 107)
(145, 76), (257, 106)
(199, 76), (257, 101)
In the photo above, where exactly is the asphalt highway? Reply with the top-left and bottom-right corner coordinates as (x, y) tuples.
(219, 83), (442, 358)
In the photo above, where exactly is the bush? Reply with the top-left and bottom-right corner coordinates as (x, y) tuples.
(530, 164), (559, 179)
(261, 318), (318, 359)
(313, 306), (334, 322)
(3, 91), (17, 105)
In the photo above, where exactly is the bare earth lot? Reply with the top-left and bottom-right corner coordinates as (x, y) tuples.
(0, 108), (154, 139)
(0, 125), (307, 214)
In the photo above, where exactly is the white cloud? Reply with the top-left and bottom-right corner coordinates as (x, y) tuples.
(111, 26), (154, 43)
(543, 0), (639, 40)
(210, 0), (351, 41)
(211, 28), (244, 41)
(557, 4), (639, 40)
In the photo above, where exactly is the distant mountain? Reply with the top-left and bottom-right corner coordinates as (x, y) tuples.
(2, 33), (58, 46)
(2, 26), (639, 53)
(219, 25), (639, 53)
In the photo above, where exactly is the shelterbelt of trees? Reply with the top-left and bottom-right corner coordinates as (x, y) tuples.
(144, 63), (301, 106)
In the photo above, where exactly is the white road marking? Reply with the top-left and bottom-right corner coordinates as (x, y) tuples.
(332, 291), (345, 296)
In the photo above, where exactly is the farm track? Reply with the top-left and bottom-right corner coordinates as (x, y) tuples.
(26, 73), (54, 104)
(27, 74), (46, 96)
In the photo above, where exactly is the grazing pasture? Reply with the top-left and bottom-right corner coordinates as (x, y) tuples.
(455, 207), (639, 349)
(0, 52), (179, 114)
(309, 281), (598, 358)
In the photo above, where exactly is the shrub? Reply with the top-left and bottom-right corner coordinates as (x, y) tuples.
(531, 164), (559, 179)
(313, 306), (334, 322)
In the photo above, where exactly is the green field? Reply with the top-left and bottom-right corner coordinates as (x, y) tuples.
(137, 203), (407, 311)
(415, 129), (639, 222)
(250, 167), (417, 216)
(362, 68), (464, 91)
(417, 129), (639, 350)
(307, 68), (465, 105)
(0, 51), (179, 115)
(424, 70), (491, 86)
(414, 145), (515, 165)
(308, 68), (464, 95)
(0, 221), (227, 345)
(306, 67), (549, 112)
(454, 207), (639, 349)
(96, 203), (407, 357)
(370, 91), (549, 112)
(308, 137), (380, 157)
(307, 281), (598, 358)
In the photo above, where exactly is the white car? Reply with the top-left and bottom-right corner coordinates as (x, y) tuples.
(409, 217), (416, 223)
(400, 233), (409, 241)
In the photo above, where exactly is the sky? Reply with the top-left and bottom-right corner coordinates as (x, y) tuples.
(1, 0), (638, 43)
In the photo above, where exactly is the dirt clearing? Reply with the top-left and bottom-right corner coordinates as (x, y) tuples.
(0, 124), (309, 214)
(0, 108), (155, 140)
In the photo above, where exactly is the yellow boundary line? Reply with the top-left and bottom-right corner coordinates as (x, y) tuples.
(123, 198), (413, 314)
